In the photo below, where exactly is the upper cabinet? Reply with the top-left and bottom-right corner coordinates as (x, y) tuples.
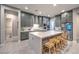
(21, 11), (50, 30)
(33, 16), (38, 24)
(21, 12), (34, 27)
(61, 11), (72, 24)
(38, 16), (43, 27)
(61, 11), (73, 29)
(55, 15), (61, 27)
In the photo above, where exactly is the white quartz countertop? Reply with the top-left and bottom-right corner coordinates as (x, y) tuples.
(30, 30), (63, 38)
(21, 29), (46, 32)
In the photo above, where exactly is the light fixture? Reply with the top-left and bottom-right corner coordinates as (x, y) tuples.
(48, 15), (50, 17)
(6, 14), (14, 19)
(39, 11), (42, 15)
(53, 4), (57, 6)
(25, 6), (29, 10)
(61, 10), (65, 13)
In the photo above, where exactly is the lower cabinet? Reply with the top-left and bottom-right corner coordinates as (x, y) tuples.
(21, 32), (29, 41)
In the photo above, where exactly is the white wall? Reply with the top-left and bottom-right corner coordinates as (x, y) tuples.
(0, 5), (1, 43)
(73, 8), (79, 42)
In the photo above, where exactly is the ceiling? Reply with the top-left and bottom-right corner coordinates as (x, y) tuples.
(7, 4), (79, 17)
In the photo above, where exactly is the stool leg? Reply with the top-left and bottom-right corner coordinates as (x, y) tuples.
(49, 49), (51, 54)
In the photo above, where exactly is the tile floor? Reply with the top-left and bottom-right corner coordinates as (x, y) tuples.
(65, 41), (79, 54)
(0, 40), (79, 54)
(0, 40), (35, 54)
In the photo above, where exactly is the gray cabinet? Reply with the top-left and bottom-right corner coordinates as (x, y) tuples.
(21, 12), (33, 27)
(21, 12), (34, 40)
(21, 32), (29, 41)
(55, 15), (61, 27)
(38, 16), (43, 27)
(34, 16), (38, 24)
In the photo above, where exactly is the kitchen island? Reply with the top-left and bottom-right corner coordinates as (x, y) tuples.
(21, 27), (46, 40)
(29, 30), (63, 54)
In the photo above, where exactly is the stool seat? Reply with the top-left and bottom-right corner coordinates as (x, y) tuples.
(45, 42), (54, 49)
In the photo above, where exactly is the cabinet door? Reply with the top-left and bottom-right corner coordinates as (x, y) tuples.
(55, 15), (61, 27)
(38, 16), (43, 27)
(21, 32), (29, 40)
(33, 16), (38, 24)
(43, 17), (47, 24)
(21, 12), (33, 27)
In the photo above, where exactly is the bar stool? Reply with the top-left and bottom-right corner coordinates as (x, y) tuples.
(54, 39), (61, 53)
(49, 37), (61, 53)
(49, 37), (57, 53)
(44, 41), (55, 54)
(49, 37), (56, 43)
(56, 36), (62, 49)
(42, 45), (49, 54)
(60, 37), (67, 49)
(61, 32), (67, 40)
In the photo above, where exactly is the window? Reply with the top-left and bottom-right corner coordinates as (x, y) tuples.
(50, 18), (55, 30)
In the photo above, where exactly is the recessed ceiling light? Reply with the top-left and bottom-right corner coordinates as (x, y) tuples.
(25, 6), (29, 10)
(53, 4), (57, 6)
(48, 15), (50, 17)
(6, 14), (14, 19)
(61, 10), (65, 12)
(39, 11), (42, 15)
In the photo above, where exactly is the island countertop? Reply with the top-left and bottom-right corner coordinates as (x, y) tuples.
(29, 30), (63, 39)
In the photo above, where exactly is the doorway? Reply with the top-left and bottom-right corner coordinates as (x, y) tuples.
(1, 5), (20, 43)
(5, 10), (18, 42)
